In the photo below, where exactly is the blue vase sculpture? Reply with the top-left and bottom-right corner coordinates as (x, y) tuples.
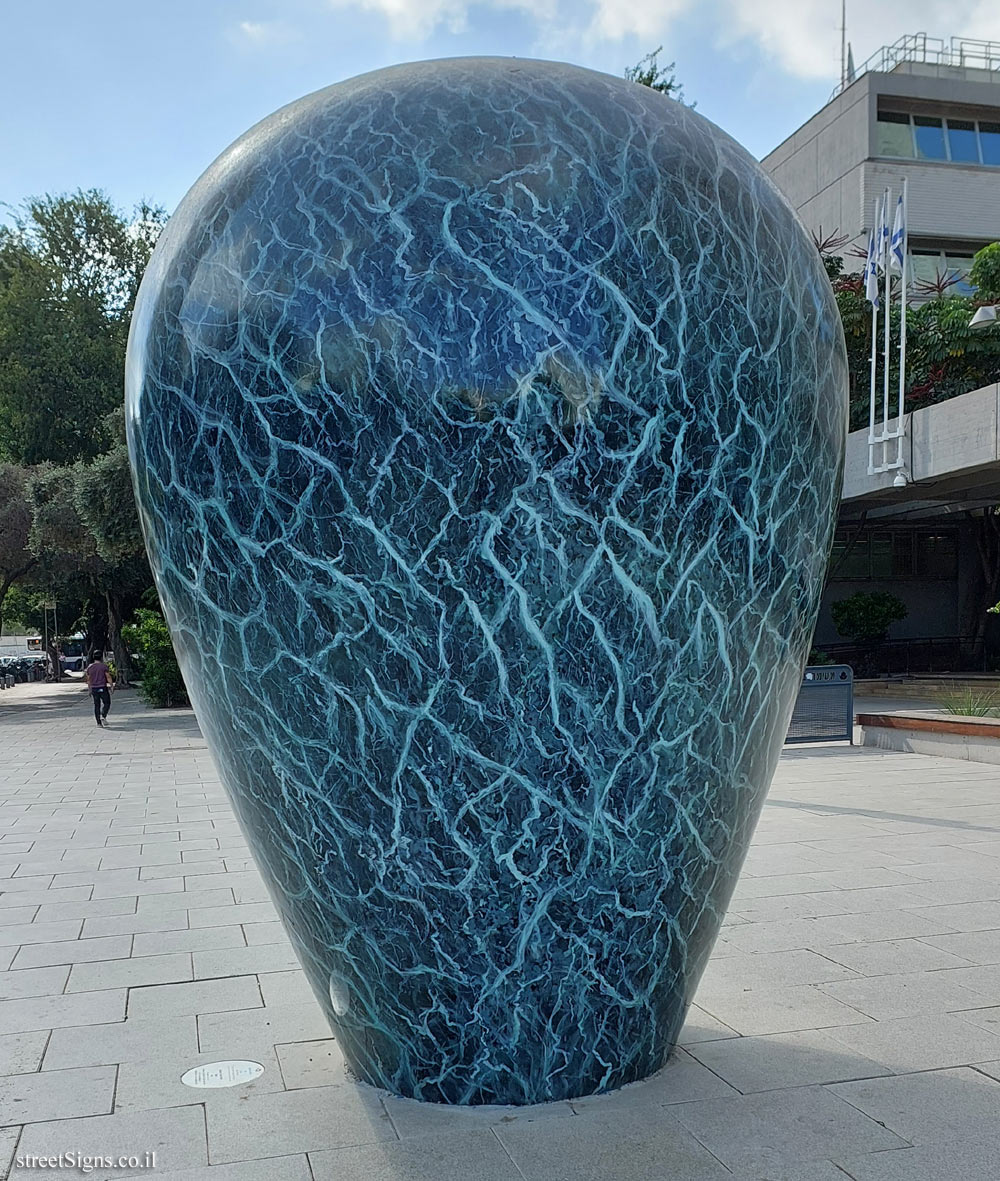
(126, 58), (847, 1105)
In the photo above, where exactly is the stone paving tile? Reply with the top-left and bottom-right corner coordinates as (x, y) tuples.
(0, 1127), (18, 1179)
(9, 1105), (208, 1179)
(258, 970), (317, 1009)
(568, 1048), (738, 1111)
(0, 920), (82, 947)
(275, 1039), (352, 1089)
(198, 1002), (331, 1052)
(696, 983), (874, 1037)
(127, 974), (262, 1019)
(131, 925), (245, 957)
(192, 941), (299, 979)
(128, 1159), (312, 1181)
(830, 1066), (1000, 1147)
(115, 1045), (285, 1113)
(189, 901), (277, 928)
(383, 1094), (574, 1138)
(9, 934), (131, 969)
(688, 1027), (892, 1093)
(811, 937), (974, 976)
(242, 920), (290, 945)
(43, 1014), (200, 1069)
(82, 910), (188, 938)
(0, 988), (125, 1035)
(0, 1064), (116, 1124)
(826, 1012), (1000, 1072)
(310, 1131), (524, 1181)
(205, 1085), (395, 1162)
(67, 953), (193, 993)
(669, 1085), (909, 1173)
(0, 965), (68, 1000)
(840, 1140), (1000, 1181)
(817, 969), (987, 1020)
(494, 1107), (732, 1181)
(0, 1029), (50, 1074)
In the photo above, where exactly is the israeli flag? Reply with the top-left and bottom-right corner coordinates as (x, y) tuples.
(878, 192), (891, 271)
(890, 194), (905, 271)
(865, 228), (880, 308)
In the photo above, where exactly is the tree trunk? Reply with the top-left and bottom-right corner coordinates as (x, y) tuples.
(106, 591), (134, 686)
(971, 510), (1000, 665)
(46, 642), (62, 682)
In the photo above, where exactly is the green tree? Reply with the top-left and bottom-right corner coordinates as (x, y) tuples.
(122, 609), (187, 708)
(0, 190), (165, 465)
(970, 242), (1000, 302)
(74, 414), (150, 685)
(625, 48), (689, 104)
(0, 463), (36, 636)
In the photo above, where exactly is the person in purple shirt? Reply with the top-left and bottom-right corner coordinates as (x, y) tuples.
(85, 652), (112, 727)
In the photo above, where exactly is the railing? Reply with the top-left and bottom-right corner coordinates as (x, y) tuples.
(830, 33), (1000, 101)
(815, 636), (987, 676)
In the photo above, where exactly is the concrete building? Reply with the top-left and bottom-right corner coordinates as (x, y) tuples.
(761, 34), (1000, 670)
(813, 383), (1000, 669)
(762, 33), (1000, 293)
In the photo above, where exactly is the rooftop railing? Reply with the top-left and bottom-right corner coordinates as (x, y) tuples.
(830, 33), (1000, 101)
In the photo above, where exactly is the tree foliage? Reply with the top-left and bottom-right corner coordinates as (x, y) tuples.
(830, 591), (908, 643)
(0, 463), (36, 635)
(625, 48), (689, 104)
(122, 609), (187, 708)
(0, 191), (165, 465)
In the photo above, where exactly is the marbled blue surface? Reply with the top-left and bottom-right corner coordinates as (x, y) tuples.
(126, 58), (847, 1105)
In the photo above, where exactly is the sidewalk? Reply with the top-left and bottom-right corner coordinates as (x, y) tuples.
(4, 684), (1000, 1179)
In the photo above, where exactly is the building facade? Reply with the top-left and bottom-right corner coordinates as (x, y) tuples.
(762, 35), (1000, 671)
(762, 34), (1000, 293)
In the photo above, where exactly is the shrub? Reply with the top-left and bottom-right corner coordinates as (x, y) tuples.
(830, 592), (908, 643)
(122, 609), (188, 708)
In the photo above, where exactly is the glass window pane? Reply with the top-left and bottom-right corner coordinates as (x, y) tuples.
(830, 533), (870, 579)
(947, 119), (980, 162)
(910, 251), (943, 286)
(893, 533), (914, 577)
(877, 113), (914, 157)
(945, 254), (975, 295)
(871, 533), (893, 578)
(914, 115), (947, 160)
(915, 533), (958, 579)
(980, 121), (1000, 164)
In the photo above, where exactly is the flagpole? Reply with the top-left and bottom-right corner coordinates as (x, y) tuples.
(882, 186), (892, 469)
(868, 297), (878, 474)
(866, 201), (880, 476)
(896, 177), (908, 468)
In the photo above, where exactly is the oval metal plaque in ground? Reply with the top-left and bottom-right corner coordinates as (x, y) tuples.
(181, 1061), (264, 1088)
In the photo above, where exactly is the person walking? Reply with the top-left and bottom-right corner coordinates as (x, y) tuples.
(85, 652), (112, 727)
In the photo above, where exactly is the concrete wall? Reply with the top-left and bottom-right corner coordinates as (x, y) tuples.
(841, 383), (1000, 503)
(762, 66), (1000, 249)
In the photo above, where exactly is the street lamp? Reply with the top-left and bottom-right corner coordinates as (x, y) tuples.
(970, 304), (997, 330)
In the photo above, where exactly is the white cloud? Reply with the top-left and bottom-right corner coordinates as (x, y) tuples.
(319, 0), (1000, 82)
(234, 19), (299, 47)
(718, 0), (1000, 81)
(325, 0), (532, 39)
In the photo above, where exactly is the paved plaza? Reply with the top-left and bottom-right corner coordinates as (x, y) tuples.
(3, 683), (1000, 1180)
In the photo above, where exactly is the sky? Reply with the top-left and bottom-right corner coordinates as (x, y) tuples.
(3, 0), (1000, 221)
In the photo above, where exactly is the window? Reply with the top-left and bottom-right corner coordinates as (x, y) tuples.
(871, 533), (914, 579)
(947, 119), (979, 163)
(980, 121), (1000, 164)
(830, 529), (957, 581)
(876, 110), (1000, 166)
(913, 115), (947, 160)
(877, 111), (914, 157)
(944, 254), (976, 295)
(915, 533), (958, 579)
(830, 534), (871, 579)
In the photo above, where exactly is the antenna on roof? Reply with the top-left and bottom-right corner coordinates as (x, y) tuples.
(840, 0), (847, 89)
